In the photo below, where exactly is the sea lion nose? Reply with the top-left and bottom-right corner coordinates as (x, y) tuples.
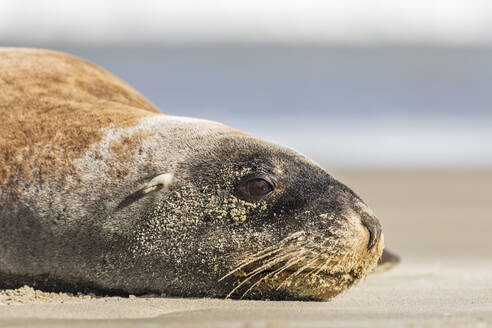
(360, 213), (382, 250)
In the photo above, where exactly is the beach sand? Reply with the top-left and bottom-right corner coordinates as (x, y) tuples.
(1, 170), (491, 327)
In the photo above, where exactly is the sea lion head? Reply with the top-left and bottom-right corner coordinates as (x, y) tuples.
(126, 120), (383, 301)
(0, 49), (385, 302)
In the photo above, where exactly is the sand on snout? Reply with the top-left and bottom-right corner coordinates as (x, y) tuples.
(1, 170), (491, 327)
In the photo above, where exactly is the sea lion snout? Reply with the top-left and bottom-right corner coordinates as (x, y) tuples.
(310, 174), (383, 251)
(330, 179), (383, 251)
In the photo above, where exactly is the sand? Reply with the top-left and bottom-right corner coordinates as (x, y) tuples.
(1, 170), (491, 327)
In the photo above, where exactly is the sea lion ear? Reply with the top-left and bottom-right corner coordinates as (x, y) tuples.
(141, 173), (174, 194)
(115, 173), (174, 212)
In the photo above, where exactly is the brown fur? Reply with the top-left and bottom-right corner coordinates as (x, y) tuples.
(0, 48), (160, 196)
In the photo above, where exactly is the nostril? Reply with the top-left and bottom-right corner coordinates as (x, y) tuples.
(360, 214), (382, 250)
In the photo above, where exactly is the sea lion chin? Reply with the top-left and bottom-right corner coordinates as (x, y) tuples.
(0, 48), (385, 301)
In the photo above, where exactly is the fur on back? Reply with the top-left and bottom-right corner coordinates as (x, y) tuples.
(0, 48), (160, 196)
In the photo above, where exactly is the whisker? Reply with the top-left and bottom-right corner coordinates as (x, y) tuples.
(225, 265), (271, 299)
(275, 252), (323, 290)
(245, 248), (299, 277)
(225, 249), (298, 298)
(241, 250), (309, 298)
(239, 271), (275, 299)
(314, 259), (331, 278)
(222, 231), (308, 298)
(221, 231), (308, 282)
(275, 262), (304, 290)
(292, 254), (322, 279)
(304, 264), (322, 278)
(236, 243), (284, 267)
(272, 252), (308, 277)
(218, 247), (284, 282)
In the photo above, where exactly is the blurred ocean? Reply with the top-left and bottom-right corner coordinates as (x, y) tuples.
(7, 45), (492, 168)
(1, 0), (492, 168)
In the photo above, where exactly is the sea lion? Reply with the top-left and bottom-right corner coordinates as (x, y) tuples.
(0, 48), (395, 301)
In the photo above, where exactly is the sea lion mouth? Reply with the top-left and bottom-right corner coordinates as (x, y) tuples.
(220, 232), (383, 301)
(221, 250), (369, 301)
(225, 266), (364, 301)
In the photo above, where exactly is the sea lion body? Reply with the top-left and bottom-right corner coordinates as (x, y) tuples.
(0, 48), (386, 300)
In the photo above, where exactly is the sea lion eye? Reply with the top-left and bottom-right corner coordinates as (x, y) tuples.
(238, 177), (274, 201)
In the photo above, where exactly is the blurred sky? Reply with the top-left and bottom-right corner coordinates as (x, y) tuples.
(1, 0), (491, 168)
